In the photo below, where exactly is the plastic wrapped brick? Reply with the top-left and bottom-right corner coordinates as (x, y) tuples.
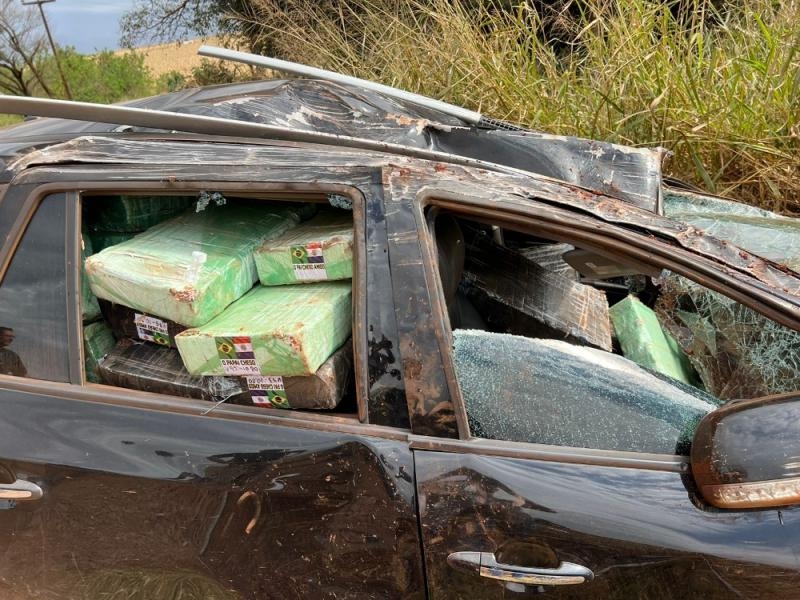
(81, 233), (102, 322)
(85, 203), (301, 327)
(98, 340), (247, 401)
(88, 231), (136, 253)
(231, 340), (353, 409)
(609, 295), (696, 386)
(175, 282), (352, 377)
(462, 236), (613, 351)
(254, 209), (353, 285)
(99, 299), (187, 348)
(97, 338), (352, 410)
(84, 195), (195, 232)
(83, 321), (116, 383)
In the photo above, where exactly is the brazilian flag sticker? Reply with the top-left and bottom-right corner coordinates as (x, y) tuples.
(291, 245), (308, 264)
(267, 391), (290, 409)
(216, 339), (236, 359)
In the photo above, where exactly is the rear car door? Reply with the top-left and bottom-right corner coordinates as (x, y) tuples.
(384, 177), (800, 599)
(0, 165), (425, 600)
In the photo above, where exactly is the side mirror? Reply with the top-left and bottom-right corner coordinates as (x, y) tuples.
(692, 393), (800, 509)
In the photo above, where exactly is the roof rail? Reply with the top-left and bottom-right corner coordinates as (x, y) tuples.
(0, 94), (534, 177)
(198, 45), (525, 132)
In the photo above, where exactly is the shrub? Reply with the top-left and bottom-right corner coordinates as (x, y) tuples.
(51, 48), (154, 104)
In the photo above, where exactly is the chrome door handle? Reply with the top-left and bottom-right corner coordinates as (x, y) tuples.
(0, 479), (43, 501)
(448, 551), (593, 586)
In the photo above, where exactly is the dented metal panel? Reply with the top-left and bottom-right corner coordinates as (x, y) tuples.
(384, 175), (461, 439)
(7, 135), (800, 308)
(0, 79), (664, 210)
(0, 389), (425, 599)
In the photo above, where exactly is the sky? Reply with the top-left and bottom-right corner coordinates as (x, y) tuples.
(40, 0), (138, 54)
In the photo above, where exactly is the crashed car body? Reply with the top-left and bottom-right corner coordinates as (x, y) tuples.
(0, 79), (798, 600)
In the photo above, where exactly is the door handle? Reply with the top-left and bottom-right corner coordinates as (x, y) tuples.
(448, 551), (593, 586)
(0, 479), (43, 501)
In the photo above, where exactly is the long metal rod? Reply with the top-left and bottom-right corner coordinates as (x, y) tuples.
(198, 45), (483, 125)
(0, 94), (533, 179)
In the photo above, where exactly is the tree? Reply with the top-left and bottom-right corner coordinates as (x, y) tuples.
(0, 0), (54, 96)
(120, 0), (253, 47)
(120, 0), (298, 57)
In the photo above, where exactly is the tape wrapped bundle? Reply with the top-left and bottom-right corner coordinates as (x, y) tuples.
(230, 340), (353, 409)
(81, 233), (102, 322)
(84, 195), (195, 232)
(83, 321), (116, 383)
(99, 299), (188, 348)
(98, 340), (247, 402)
(97, 338), (352, 410)
(85, 203), (301, 327)
(175, 281), (352, 377)
(254, 210), (353, 285)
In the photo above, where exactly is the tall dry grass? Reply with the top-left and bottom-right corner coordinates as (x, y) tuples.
(247, 0), (800, 213)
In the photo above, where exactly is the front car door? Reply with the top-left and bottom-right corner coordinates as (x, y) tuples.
(384, 172), (800, 599)
(0, 156), (425, 600)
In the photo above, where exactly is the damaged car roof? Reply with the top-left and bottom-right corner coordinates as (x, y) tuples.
(6, 134), (800, 309)
(0, 79), (664, 210)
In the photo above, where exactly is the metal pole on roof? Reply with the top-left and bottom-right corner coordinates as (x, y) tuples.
(22, 0), (73, 99)
(198, 45), (485, 126)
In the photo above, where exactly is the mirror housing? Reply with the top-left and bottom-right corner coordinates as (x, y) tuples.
(692, 393), (800, 509)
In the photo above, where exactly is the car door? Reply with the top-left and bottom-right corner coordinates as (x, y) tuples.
(0, 168), (425, 600)
(383, 176), (800, 599)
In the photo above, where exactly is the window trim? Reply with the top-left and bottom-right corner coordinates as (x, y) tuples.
(416, 189), (800, 455)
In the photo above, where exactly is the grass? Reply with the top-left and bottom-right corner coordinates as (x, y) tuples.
(0, 113), (23, 129)
(247, 0), (800, 214)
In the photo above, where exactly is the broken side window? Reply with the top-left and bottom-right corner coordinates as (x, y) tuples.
(428, 211), (800, 455)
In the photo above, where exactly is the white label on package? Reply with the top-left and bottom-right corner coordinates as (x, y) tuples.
(246, 376), (289, 408)
(134, 313), (170, 345)
(219, 358), (260, 376)
(291, 242), (328, 281)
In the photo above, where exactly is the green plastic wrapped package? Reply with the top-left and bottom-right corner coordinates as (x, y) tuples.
(89, 231), (136, 253)
(175, 281), (352, 377)
(85, 203), (301, 327)
(84, 321), (116, 383)
(81, 234), (102, 322)
(609, 295), (696, 386)
(254, 210), (353, 285)
(85, 195), (195, 232)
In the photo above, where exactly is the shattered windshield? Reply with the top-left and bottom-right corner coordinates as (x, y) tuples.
(663, 189), (800, 270)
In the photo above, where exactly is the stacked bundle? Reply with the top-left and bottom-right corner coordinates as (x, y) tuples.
(84, 197), (356, 411)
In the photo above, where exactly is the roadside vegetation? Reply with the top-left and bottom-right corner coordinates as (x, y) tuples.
(242, 0), (800, 214)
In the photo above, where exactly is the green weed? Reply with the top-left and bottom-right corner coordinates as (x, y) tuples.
(248, 0), (800, 213)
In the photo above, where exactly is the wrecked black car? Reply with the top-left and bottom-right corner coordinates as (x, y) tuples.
(0, 70), (799, 600)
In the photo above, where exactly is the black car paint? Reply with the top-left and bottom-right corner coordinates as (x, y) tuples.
(0, 386), (424, 599)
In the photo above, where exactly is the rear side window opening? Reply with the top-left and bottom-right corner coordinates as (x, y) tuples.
(79, 191), (359, 418)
